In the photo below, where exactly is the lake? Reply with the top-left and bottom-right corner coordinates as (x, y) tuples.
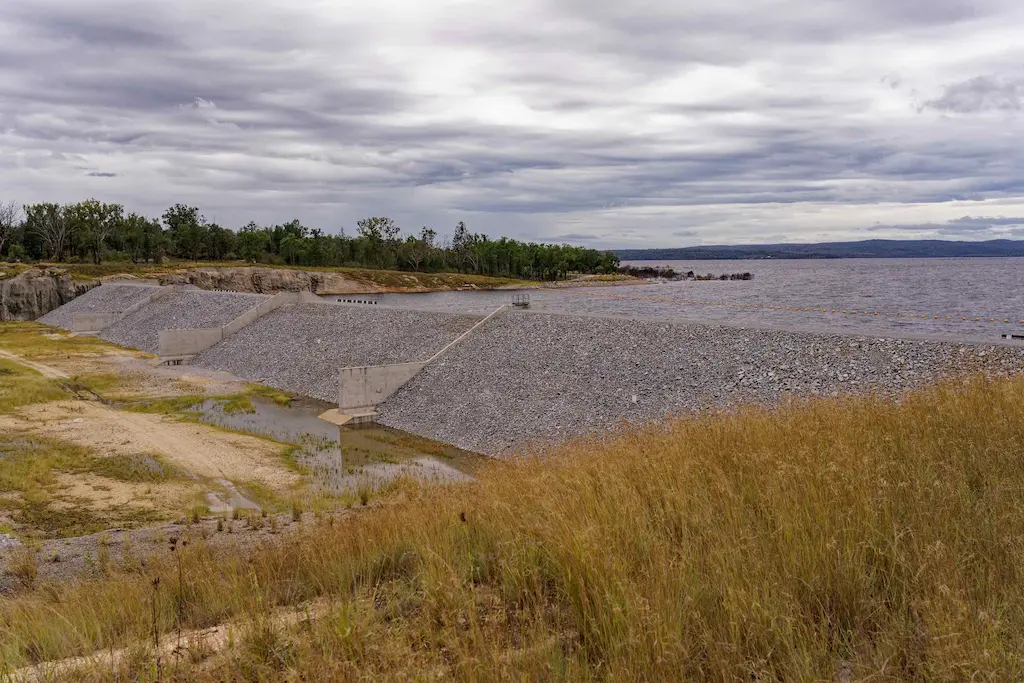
(328, 258), (1024, 344)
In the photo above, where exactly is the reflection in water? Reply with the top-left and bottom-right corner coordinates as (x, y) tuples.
(196, 396), (480, 494)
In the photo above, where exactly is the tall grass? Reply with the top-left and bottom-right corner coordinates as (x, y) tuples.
(4, 376), (1024, 679)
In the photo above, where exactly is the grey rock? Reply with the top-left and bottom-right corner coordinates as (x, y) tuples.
(100, 290), (268, 353)
(377, 311), (1024, 457)
(194, 303), (484, 403)
(37, 282), (155, 329)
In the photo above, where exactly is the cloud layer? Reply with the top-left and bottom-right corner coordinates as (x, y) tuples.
(2, 0), (1024, 247)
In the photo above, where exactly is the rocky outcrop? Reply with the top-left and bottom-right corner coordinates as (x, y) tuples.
(157, 267), (380, 295)
(0, 269), (99, 321)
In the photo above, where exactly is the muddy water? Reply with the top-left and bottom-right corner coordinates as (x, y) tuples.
(195, 396), (480, 494)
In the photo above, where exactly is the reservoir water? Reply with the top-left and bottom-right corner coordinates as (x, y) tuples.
(328, 258), (1024, 344)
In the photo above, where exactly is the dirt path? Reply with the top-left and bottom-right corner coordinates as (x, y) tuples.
(0, 349), (69, 379)
(11, 597), (328, 681)
(0, 401), (299, 487)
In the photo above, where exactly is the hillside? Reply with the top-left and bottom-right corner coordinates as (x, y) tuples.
(616, 238), (1024, 260)
(4, 374), (1024, 679)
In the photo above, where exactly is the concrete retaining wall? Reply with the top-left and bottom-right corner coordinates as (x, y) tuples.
(71, 312), (124, 333)
(335, 305), (508, 420)
(158, 291), (302, 358)
(339, 362), (428, 411)
(70, 284), (182, 334)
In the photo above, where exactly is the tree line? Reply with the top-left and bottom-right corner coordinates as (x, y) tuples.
(0, 200), (618, 280)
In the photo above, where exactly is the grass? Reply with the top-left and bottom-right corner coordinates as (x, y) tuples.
(0, 359), (67, 413)
(3, 376), (1024, 678)
(0, 435), (182, 538)
(86, 453), (184, 484)
(0, 322), (125, 359)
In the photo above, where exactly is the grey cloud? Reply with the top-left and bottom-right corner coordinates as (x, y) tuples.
(2, 0), (1024, 245)
(868, 215), (1024, 237)
(85, 172), (118, 177)
(923, 76), (1024, 113)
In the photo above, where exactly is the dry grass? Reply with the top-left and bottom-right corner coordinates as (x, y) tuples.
(4, 376), (1024, 679)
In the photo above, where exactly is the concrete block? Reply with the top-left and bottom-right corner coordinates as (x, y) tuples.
(339, 362), (428, 411)
(222, 291), (300, 337)
(72, 312), (124, 333)
(158, 327), (224, 357)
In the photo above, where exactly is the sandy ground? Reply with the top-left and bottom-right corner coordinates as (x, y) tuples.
(0, 401), (298, 487)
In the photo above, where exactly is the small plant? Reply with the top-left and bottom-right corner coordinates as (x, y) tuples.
(97, 543), (112, 576)
(8, 547), (38, 590)
(232, 507), (242, 521)
(217, 518), (224, 532)
(291, 500), (303, 522)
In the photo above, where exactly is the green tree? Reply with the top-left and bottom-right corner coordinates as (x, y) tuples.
(236, 222), (269, 262)
(123, 214), (166, 264)
(66, 199), (124, 264)
(24, 203), (72, 261)
(162, 204), (207, 260)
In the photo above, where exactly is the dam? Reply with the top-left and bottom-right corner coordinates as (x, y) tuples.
(39, 282), (1024, 457)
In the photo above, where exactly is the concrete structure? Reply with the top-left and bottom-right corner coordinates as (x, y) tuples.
(71, 284), (184, 335)
(334, 305), (507, 424)
(157, 290), (321, 361)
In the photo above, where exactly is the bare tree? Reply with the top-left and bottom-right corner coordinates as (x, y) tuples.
(25, 203), (72, 261)
(0, 201), (20, 257)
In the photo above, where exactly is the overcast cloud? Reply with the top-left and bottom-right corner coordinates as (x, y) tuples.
(2, 0), (1024, 248)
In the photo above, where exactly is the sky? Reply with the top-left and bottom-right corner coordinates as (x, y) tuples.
(2, 0), (1024, 248)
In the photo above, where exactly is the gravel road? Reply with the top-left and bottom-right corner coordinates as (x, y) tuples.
(194, 303), (484, 402)
(37, 283), (160, 330)
(377, 311), (1024, 457)
(100, 291), (268, 352)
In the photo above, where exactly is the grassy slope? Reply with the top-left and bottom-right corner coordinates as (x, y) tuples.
(3, 260), (534, 290)
(3, 376), (1024, 679)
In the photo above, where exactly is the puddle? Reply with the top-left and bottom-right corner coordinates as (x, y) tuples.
(195, 396), (481, 494)
(206, 479), (261, 513)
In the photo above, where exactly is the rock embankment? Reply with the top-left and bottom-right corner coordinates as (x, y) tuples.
(377, 311), (1024, 456)
(0, 269), (98, 321)
(159, 267), (380, 295)
(194, 303), (484, 402)
(100, 290), (269, 353)
(37, 283), (160, 330)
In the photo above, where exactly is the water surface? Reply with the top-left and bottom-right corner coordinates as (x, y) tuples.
(325, 258), (1024, 343)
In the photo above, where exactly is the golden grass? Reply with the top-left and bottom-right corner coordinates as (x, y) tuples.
(4, 376), (1024, 679)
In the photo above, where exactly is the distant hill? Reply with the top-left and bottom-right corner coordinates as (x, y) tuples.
(615, 239), (1024, 261)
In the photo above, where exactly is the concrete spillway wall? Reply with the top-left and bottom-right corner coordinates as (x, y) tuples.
(193, 302), (487, 404)
(72, 284), (187, 334)
(37, 282), (163, 331)
(157, 291), (320, 359)
(335, 305), (507, 421)
(99, 290), (270, 353)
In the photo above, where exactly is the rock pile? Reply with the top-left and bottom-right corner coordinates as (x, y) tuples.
(100, 290), (268, 352)
(194, 303), (483, 402)
(377, 311), (1024, 456)
(37, 282), (158, 329)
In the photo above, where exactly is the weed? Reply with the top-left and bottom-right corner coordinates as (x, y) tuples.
(7, 547), (38, 589)
(222, 396), (256, 415)
(87, 453), (183, 483)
